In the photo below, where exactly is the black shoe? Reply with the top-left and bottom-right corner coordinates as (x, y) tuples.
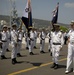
(29, 52), (34, 55)
(50, 52), (52, 56)
(51, 63), (56, 68)
(12, 59), (16, 64)
(54, 64), (59, 69)
(12, 58), (17, 64)
(6, 49), (10, 52)
(34, 46), (37, 49)
(14, 58), (18, 63)
(1, 55), (7, 59)
(26, 47), (29, 50)
(48, 49), (50, 52)
(40, 51), (45, 53)
(17, 53), (22, 57)
(0, 45), (2, 49)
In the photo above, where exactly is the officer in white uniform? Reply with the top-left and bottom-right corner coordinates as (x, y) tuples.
(0, 25), (8, 59)
(65, 21), (74, 74)
(51, 24), (64, 69)
(11, 24), (18, 64)
(29, 28), (34, 55)
(39, 28), (46, 53)
(17, 28), (23, 57)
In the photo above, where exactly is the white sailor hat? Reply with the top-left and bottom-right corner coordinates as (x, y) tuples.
(71, 20), (74, 23)
(70, 20), (74, 25)
(29, 26), (33, 28)
(12, 23), (17, 27)
(54, 24), (60, 27)
(28, 26), (33, 29)
(3, 25), (7, 28)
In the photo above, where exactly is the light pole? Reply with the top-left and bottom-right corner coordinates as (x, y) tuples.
(9, 0), (18, 27)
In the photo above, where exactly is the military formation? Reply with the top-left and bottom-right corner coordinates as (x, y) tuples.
(0, 21), (74, 74)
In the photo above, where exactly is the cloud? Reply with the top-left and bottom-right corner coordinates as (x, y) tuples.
(65, 3), (74, 8)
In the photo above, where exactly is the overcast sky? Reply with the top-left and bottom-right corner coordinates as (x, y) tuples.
(0, 0), (74, 24)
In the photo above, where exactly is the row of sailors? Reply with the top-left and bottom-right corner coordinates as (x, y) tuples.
(24, 28), (46, 54)
(0, 24), (45, 64)
(0, 21), (74, 74)
(0, 23), (64, 65)
(0, 24), (23, 64)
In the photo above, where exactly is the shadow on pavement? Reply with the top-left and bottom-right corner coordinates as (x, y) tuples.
(58, 64), (66, 69)
(30, 62), (43, 66)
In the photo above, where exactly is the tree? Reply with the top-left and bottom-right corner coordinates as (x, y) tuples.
(60, 25), (68, 32)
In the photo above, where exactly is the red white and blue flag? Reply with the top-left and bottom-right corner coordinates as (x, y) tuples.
(22, 0), (32, 30)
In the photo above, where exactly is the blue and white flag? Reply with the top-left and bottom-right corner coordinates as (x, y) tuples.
(22, 0), (32, 30)
(51, 2), (59, 25)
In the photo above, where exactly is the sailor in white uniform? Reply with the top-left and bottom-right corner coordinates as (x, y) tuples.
(51, 24), (64, 69)
(11, 24), (18, 64)
(65, 21), (74, 74)
(39, 28), (46, 53)
(29, 28), (35, 55)
(0, 25), (8, 59)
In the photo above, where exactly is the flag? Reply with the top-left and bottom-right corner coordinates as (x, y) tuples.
(21, 0), (32, 30)
(51, 2), (59, 25)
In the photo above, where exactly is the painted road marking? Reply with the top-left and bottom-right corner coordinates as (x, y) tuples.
(8, 58), (67, 75)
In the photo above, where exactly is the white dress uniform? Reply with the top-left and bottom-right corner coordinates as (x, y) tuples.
(51, 31), (64, 65)
(11, 29), (18, 59)
(17, 31), (23, 55)
(0, 31), (8, 57)
(34, 30), (38, 48)
(39, 31), (46, 53)
(65, 29), (74, 73)
(24, 32), (29, 49)
(29, 30), (34, 54)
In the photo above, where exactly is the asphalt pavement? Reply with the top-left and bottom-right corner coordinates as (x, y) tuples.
(0, 43), (73, 75)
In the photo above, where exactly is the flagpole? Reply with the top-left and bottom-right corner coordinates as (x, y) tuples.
(28, 0), (30, 32)
(28, 0), (32, 32)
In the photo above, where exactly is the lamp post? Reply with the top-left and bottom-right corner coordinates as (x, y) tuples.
(9, 0), (18, 27)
